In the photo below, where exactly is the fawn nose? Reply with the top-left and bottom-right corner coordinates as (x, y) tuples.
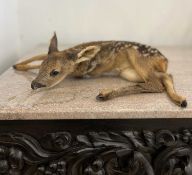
(31, 81), (46, 90)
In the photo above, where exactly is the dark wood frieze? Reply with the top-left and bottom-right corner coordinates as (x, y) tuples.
(0, 129), (192, 174)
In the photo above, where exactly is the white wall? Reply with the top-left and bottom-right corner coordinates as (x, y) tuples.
(0, 0), (19, 74)
(0, 0), (192, 73)
(18, 0), (192, 55)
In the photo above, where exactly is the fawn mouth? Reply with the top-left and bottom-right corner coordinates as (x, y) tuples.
(31, 81), (46, 90)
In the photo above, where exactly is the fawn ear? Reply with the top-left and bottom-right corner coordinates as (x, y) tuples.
(75, 46), (100, 64)
(48, 32), (58, 54)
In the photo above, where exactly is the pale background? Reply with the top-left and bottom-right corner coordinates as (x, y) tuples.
(0, 0), (192, 74)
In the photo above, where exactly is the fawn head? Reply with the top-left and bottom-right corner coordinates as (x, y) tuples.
(31, 33), (100, 90)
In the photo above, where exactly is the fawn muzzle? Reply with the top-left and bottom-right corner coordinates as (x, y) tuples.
(31, 81), (46, 90)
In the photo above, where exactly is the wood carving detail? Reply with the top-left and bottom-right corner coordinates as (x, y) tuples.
(0, 129), (192, 175)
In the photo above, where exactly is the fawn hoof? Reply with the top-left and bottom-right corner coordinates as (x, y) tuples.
(96, 89), (113, 101)
(180, 100), (187, 108)
(96, 94), (109, 101)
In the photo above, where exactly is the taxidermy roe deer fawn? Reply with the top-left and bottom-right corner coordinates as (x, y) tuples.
(13, 33), (187, 108)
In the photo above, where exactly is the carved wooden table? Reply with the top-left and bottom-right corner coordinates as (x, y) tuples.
(0, 46), (191, 175)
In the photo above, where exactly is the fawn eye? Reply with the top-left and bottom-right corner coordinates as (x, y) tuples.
(50, 70), (60, 77)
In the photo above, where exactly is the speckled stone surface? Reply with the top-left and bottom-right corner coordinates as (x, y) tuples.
(0, 46), (191, 120)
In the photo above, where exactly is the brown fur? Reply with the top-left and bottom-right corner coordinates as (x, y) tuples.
(13, 33), (187, 108)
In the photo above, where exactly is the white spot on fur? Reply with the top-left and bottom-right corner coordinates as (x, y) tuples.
(133, 46), (138, 49)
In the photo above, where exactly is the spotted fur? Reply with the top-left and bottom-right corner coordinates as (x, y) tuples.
(72, 41), (164, 58)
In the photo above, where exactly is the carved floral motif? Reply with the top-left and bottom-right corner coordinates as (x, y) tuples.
(0, 129), (191, 175)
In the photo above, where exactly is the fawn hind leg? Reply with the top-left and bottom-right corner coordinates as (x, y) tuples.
(156, 72), (187, 107)
(150, 55), (186, 107)
(13, 54), (47, 71)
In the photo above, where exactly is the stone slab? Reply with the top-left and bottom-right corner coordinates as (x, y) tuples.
(0, 45), (191, 119)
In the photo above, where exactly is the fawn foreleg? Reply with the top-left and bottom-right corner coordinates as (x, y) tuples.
(96, 70), (164, 101)
(13, 54), (47, 71)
